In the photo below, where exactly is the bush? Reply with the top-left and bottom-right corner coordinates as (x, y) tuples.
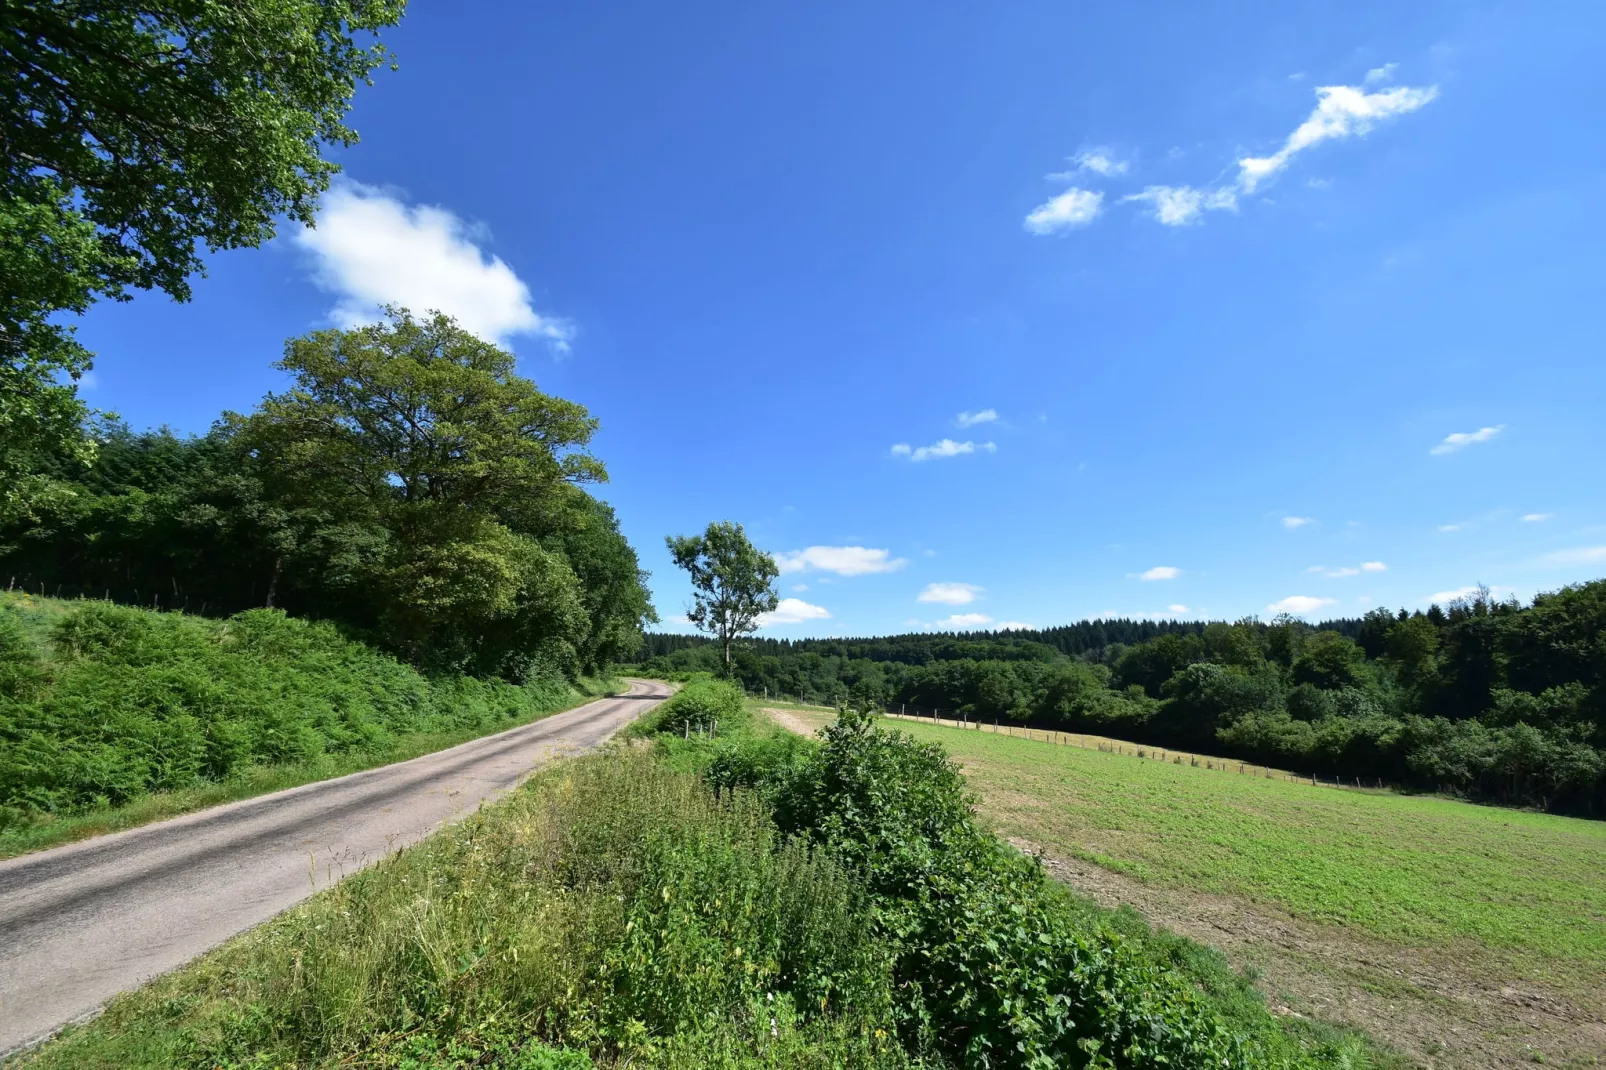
(646, 675), (746, 737)
(0, 599), (582, 821)
(766, 705), (1308, 1069)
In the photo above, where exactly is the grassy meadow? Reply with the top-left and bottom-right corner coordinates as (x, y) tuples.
(766, 703), (1606, 1069)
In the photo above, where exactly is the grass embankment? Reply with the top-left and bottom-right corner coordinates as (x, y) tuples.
(766, 704), (1606, 1069)
(23, 679), (1394, 1069)
(0, 593), (617, 858)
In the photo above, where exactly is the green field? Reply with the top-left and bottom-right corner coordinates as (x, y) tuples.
(767, 705), (1606, 1068)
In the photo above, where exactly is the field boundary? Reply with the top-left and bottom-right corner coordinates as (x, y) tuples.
(761, 698), (1402, 795)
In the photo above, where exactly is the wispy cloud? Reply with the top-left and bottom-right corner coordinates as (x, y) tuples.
(294, 181), (573, 350)
(1133, 566), (1181, 581)
(1237, 82), (1439, 194)
(955, 409), (998, 428)
(918, 582), (983, 605)
(891, 439), (997, 462)
(1312, 560), (1387, 578)
(1265, 595), (1337, 615)
(1072, 148), (1130, 177)
(1438, 524), (1463, 533)
(1430, 425), (1504, 455)
(1521, 513), (1553, 523)
(774, 546), (908, 577)
(1364, 63), (1399, 85)
(1166, 604), (1190, 614)
(1122, 185), (1237, 225)
(994, 620), (1036, 631)
(1283, 516), (1316, 529)
(1023, 188), (1103, 234)
(758, 597), (832, 626)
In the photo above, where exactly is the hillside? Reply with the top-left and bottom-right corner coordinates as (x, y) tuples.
(0, 592), (612, 857)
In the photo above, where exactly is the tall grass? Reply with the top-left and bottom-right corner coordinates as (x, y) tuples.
(20, 753), (907, 1069)
(0, 594), (605, 854)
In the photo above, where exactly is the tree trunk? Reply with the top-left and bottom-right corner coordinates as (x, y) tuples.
(264, 556), (284, 608)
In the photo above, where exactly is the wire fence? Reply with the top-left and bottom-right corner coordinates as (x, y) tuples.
(754, 690), (1400, 795)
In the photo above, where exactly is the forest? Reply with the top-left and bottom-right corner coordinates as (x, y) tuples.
(636, 583), (1606, 815)
(0, 310), (655, 682)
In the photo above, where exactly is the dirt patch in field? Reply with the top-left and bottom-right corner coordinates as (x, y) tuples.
(761, 707), (828, 738)
(1011, 838), (1604, 1070)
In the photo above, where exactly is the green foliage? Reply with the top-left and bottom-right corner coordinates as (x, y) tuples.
(19, 754), (906, 1069)
(0, 596), (581, 823)
(1, 0), (404, 509)
(645, 676), (747, 736)
(640, 579), (1606, 815)
(665, 521), (779, 671)
(0, 312), (656, 677)
(655, 705), (1365, 1069)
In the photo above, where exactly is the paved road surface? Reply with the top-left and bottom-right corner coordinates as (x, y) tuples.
(0, 679), (669, 1055)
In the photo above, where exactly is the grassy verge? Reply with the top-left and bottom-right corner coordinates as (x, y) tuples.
(20, 684), (1396, 1070)
(0, 675), (618, 860)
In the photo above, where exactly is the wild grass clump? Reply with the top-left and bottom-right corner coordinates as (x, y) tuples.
(0, 596), (588, 831)
(21, 753), (906, 1069)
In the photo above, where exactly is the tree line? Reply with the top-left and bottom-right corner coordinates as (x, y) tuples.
(637, 584), (1606, 815)
(1, 309), (655, 679)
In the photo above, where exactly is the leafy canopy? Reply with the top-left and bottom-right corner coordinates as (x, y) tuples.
(1, 0), (404, 507)
(666, 521), (779, 669)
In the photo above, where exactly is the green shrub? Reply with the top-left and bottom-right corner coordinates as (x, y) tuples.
(646, 675), (746, 736)
(0, 600), (582, 822)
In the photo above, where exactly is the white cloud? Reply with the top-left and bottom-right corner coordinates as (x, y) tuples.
(1305, 565), (1326, 573)
(1324, 567), (1362, 578)
(1521, 513), (1553, 523)
(1135, 566), (1182, 581)
(1166, 604), (1190, 614)
(1430, 425), (1504, 455)
(775, 546), (908, 576)
(1265, 595), (1337, 616)
(1283, 516), (1315, 529)
(993, 620), (1036, 631)
(1364, 63), (1399, 85)
(918, 582), (983, 605)
(1237, 82), (1439, 194)
(1073, 148), (1130, 177)
(1122, 185), (1237, 225)
(936, 612), (993, 630)
(1536, 546), (1606, 568)
(790, 584), (809, 593)
(891, 439), (994, 462)
(955, 409), (998, 428)
(1438, 524), (1463, 532)
(759, 598), (832, 626)
(294, 181), (572, 350)
(1361, 561), (1388, 572)
(1024, 188), (1104, 234)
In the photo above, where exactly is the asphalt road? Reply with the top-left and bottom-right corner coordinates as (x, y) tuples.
(0, 678), (669, 1055)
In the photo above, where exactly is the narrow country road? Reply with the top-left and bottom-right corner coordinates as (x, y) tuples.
(0, 679), (669, 1055)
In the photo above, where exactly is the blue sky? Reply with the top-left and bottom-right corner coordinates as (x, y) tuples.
(70, 1), (1606, 636)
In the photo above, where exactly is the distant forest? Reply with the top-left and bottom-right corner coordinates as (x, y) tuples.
(635, 584), (1606, 816)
